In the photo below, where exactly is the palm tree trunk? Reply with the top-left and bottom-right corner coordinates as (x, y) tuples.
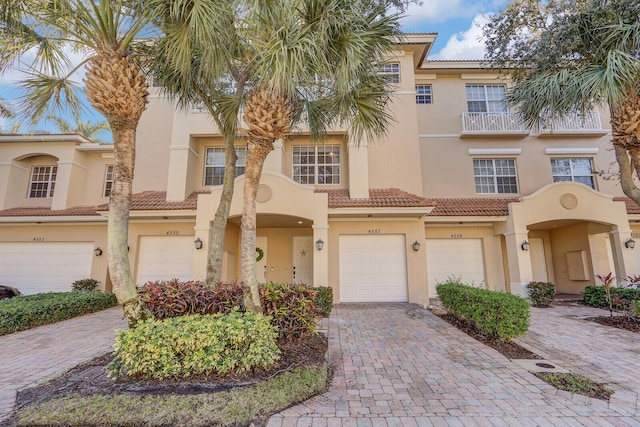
(611, 99), (640, 206)
(108, 126), (151, 327)
(240, 138), (273, 312)
(206, 135), (238, 286)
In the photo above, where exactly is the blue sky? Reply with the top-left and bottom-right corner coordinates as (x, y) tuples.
(0, 0), (508, 135)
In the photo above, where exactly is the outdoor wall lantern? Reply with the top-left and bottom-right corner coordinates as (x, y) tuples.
(521, 240), (530, 251)
(625, 238), (636, 249)
(412, 240), (421, 252)
(194, 237), (203, 250)
(94, 247), (103, 257)
(315, 239), (324, 251)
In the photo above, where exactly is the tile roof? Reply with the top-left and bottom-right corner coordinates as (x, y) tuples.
(614, 197), (640, 214)
(0, 205), (101, 217)
(317, 188), (436, 209)
(426, 198), (519, 216)
(96, 191), (205, 211)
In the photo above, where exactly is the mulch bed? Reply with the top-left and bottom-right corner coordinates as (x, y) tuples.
(586, 315), (640, 333)
(436, 314), (541, 360)
(15, 333), (328, 411)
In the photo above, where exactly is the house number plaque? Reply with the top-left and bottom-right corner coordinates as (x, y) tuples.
(368, 229), (381, 234)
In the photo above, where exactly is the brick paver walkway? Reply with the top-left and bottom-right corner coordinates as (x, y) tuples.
(2, 303), (640, 426)
(0, 307), (127, 422)
(268, 303), (640, 426)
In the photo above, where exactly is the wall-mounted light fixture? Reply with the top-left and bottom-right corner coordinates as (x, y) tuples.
(194, 237), (203, 250)
(625, 238), (636, 249)
(521, 240), (530, 251)
(94, 247), (103, 257)
(315, 238), (324, 251)
(412, 240), (421, 252)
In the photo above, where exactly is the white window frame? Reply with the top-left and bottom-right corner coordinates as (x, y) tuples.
(473, 158), (518, 194)
(415, 85), (432, 104)
(103, 165), (114, 198)
(204, 147), (247, 186)
(292, 145), (341, 185)
(466, 84), (507, 113)
(550, 157), (596, 189)
(28, 165), (57, 198)
(377, 63), (400, 84)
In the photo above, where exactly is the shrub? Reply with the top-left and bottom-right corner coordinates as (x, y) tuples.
(584, 285), (640, 312)
(526, 281), (555, 307)
(0, 292), (117, 336)
(139, 280), (243, 319)
(314, 286), (333, 317)
(436, 282), (530, 341)
(260, 283), (319, 341)
(71, 278), (100, 292)
(108, 312), (280, 379)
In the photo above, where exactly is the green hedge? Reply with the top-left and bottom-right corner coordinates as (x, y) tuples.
(436, 283), (530, 341)
(260, 283), (319, 341)
(583, 285), (640, 308)
(314, 286), (333, 317)
(108, 312), (281, 380)
(0, 291), (117, 336)
(526, 281), (555, 307)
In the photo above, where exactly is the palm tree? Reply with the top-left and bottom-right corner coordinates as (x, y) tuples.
(0, 96), (12, 119)
(0, 0), (154, 326)
(235, 0), (401, 311)
(485, 0), (640, 203)
(153, 0), (400, 304)
(47, 115), (111, 143)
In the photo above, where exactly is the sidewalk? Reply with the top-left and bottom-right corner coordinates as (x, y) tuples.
(0, 307), (127, 422)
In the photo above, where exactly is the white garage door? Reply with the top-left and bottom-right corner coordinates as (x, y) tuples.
(136, 236), (195, 285)
(425, 238), (486, 298)
(339, 235), (408, 302)
(0, 242), (93, 295)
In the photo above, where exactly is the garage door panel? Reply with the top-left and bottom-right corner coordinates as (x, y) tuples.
(425, 238), (485, 298)
(0, 242), (94, 295)
(340, 235), (407, 302)
(136, 236), (194, 285)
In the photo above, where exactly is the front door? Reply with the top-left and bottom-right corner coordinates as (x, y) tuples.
(530, 237), (549, 282)
(292, 236), (313, 285)
(256, 236), (268, 283)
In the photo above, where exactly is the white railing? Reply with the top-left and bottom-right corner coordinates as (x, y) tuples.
(462, 112), (528, 134)
(539, 111), (604, 134)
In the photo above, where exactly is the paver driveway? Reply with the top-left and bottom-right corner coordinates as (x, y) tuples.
(268, 303), (640, 426)
(0, 307), (127, 422)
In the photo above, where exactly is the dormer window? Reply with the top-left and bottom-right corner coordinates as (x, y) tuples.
(28, 166), (57, 198)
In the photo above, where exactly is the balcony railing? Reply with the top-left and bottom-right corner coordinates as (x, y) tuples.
(538, 111), (606, 136)
(461, 112), (528, 136)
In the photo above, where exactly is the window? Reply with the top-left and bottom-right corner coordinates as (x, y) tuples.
(473, 159), (518, 194)
(29, 166), (57, 198)
(466, 85), (507, 113)
(377, 63), (400, 84)
(293, 145), (340, 184)
(204, 147), (247, 186)
(103, 165), (114, 197)
(415, 85), (432, 104)
(551, 158), (595, 189)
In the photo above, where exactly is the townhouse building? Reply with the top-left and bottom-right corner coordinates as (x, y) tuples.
(1, 33), (638, 302)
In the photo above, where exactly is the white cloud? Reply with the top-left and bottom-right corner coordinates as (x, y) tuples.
(430, 14), (489, 60)
(400, 0), (467, 26)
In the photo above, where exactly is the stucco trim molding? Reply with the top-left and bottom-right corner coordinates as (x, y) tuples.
(468, 148), (522, 156)
(169, 145), (199, 157)
(544, 148), (599, 155)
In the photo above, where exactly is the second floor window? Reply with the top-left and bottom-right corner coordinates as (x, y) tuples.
(466, 85), (507, 113)
(29, 165), (57, 198)
(551, 158), (595, 189)
(377, 63), (400, 84)
(293, 145), (340, 185)
(415, 85), (432, 104)
(473, 158), (518, 194)
(103, 165), (114, 197)
(204, 147), (247, 186)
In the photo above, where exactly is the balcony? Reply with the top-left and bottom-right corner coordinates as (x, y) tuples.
(537, 111), (608, 137)
(461, 112), (529, 137)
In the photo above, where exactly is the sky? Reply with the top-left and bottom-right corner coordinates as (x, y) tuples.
(0, 0), (509, 135)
